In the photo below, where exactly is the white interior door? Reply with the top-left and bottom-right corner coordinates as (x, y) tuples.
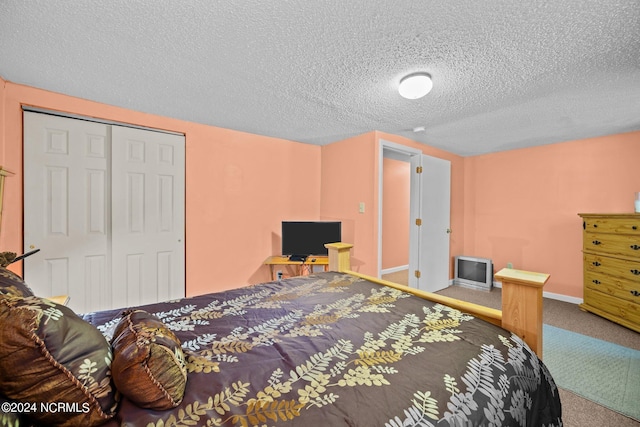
(412, 154), (451, 293)
(23, 111), (185, 313)
(23, 112), (110, 313)
(111, 126), (185, 308)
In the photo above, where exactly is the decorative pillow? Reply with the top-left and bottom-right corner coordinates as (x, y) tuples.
(111, 310), (187, 410)
(0, 266), (34, 298)
(0, 252), (17, 268)
(0, 296), (118, 426)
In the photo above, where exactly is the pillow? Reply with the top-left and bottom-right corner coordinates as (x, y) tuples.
(111, 310), (187, 410)
(0, 266), (34, 298)
(0, 296), (118, 427)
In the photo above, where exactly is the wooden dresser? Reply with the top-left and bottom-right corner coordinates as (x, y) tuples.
(578, 213), (640, 332)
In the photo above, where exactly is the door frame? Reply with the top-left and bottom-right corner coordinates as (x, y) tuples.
(22, 106), (185, 137)
(378, 140), (422, 284)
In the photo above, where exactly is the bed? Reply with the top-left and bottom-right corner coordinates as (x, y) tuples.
(0, 243), (562, 426)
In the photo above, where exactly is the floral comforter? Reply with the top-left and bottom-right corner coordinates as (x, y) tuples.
(83, 272), (562, 427)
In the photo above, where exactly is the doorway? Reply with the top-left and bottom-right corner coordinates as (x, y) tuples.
(378, 140), (451, 292)
(380, 144), (415, 286)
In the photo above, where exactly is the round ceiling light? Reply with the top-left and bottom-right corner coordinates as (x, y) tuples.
(398, 72), (433, 99)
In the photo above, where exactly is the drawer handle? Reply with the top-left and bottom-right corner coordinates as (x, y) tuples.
(631, 290), (640, 297)
(592, 279), (601, 285)
(592, 240), (601, 245)
(631, 269), (640, 276)
(593, 224), (598, 228)
(631, 245), (640, 250)
(633, 225), (638, 230)
(592, 261), (601, 267)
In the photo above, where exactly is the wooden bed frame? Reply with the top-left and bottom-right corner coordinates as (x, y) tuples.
(326, 243), (550, 358)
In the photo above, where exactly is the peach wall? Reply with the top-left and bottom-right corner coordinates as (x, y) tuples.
(320, 131), (465, 277)
(4, 77), (636, 301)
(0, 79), (321, 296)
(381, 158), (410, 269)
(320, 132), (378, 275)
(464, 132), (640, 298)
(0, 76), (5, 163)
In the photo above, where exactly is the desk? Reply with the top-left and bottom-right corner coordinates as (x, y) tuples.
(264, 255), (329, 280)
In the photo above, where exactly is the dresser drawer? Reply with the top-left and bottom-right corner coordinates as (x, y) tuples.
(583, 217), (640, 235)
(584, 253), (640, 282)
(583, 232), (640, 259)
(585, 270), (640, 303)
(583, 288), (640, 326)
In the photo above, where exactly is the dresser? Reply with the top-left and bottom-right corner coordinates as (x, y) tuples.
(578, 213), (640, 332)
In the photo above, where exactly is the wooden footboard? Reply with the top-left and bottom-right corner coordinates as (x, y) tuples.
(325, 243), (549, 358)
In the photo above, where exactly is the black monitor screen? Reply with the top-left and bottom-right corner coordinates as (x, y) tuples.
(282, 221), (342, 256)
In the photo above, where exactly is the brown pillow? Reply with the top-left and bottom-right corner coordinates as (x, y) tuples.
(111, 310), (187, 410)
(0, 267), (34, 298)
(0, 296), (118, 426)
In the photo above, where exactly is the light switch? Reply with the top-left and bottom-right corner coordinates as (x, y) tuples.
(359, 202), (365, 213)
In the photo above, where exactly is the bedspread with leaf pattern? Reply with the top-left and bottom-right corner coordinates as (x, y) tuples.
(83, 272), (562, 427)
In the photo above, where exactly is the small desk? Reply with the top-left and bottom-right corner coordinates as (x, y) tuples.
(264, 255), (329, 280)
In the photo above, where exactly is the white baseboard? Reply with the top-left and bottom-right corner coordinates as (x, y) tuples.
(381, 265), (409, 275)
(542, 291), (583, 305)
(493, 281), (583, 305)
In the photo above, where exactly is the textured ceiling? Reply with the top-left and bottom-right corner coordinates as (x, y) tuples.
(1, 0), (639, 156)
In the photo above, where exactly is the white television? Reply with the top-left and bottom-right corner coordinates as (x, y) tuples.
(453, 255), (493, 291)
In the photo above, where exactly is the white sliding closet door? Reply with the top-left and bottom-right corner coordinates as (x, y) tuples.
(111, 126), (185, 308)
(24, 112), (110, 313)
(23, 111), (185, 313)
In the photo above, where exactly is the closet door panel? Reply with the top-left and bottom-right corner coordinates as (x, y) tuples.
(23, 112), (110, 313)
(111, 126), (185, 308)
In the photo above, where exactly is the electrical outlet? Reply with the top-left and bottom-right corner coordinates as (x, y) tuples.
(277, 271), (283, 280)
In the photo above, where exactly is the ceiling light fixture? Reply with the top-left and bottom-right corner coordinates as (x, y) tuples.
(398, 72), (433, 99)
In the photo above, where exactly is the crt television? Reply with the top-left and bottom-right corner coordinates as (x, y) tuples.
(281, 221), (342, 259)
(453, 255), (493, 291)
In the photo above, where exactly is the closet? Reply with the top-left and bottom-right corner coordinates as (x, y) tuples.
(23, 111), (185, 313)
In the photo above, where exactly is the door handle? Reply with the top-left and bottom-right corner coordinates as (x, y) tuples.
(446, 228), (452, 234)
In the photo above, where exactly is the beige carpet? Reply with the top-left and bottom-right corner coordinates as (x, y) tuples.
(382, 269), (640, 426)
